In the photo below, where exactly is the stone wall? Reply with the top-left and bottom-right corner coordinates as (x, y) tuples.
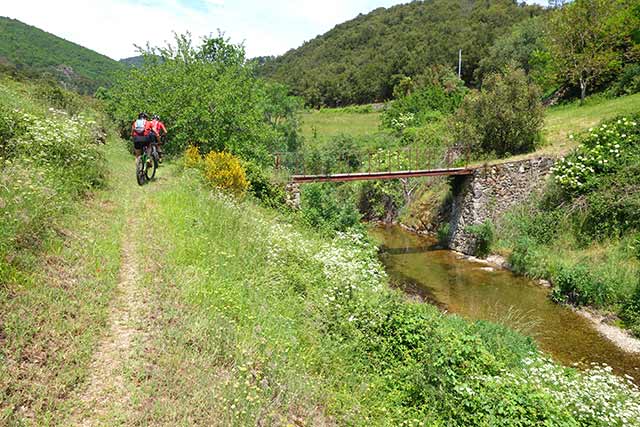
(448, 157), (555, 254)
(284, 182), (301, 209)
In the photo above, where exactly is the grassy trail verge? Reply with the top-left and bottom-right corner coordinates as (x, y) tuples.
(0, 138), (129, 425)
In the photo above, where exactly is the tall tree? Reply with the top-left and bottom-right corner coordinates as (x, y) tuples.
(548, 0), (570, 8)
(547, 0), (632, 102)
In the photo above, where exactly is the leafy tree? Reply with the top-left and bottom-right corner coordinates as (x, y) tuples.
(454, 66), (544, 157)
(105, 33), (300, 165)
(547, 0), (637, 102)
(259, 0), (545, 107)
(477, 17), (555, 92)
(382, 68), (467, 132)
(259, 82), (304, 151)
(548, 0), (571, 8)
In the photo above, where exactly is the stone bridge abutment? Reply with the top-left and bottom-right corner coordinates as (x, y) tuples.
(447, 157), (555, 254)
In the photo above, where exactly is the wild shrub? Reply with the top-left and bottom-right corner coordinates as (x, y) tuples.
(508, 237), (536, 276)
(437, 223), (451, 247)
(551, 263), (614, 307)
(454, 66), (543, 157)
(300, 183), (361, 232)
(183, 145), (202, 168)
(33, 80), (82, 115)
(202, 151), (249, 196)
(621, 282), (640, 336)
(609, 63), (640, 97)
(382, 70), (466, 133)
(552, 115), (640, 193)
(242, 160), (286, 208)
(466, 221), (495, 258)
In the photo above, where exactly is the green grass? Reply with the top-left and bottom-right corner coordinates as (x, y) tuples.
(114, 156), (640, 426)
(301, 110), (383, 148)
(0, 140), (127, 425)
(538, 93), (640, 156)
(300, 93), (640, 159)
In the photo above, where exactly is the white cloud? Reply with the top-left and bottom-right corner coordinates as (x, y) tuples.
(0, 0), (548, 60)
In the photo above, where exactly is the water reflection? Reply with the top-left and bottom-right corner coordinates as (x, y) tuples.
(370, 225), (640, 381)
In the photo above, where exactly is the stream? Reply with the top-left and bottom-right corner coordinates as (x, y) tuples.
(369, 224), (640, 382)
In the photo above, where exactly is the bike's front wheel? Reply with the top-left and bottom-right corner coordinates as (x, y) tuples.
(136, 157), (145, 186)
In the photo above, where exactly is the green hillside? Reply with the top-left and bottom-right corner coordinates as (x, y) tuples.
(259, 0), (545, 107)
(0, 17), (124, 94)
(119, 55), (144, 67)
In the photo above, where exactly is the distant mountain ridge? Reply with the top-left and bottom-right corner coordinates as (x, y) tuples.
(0, 17), (124, 94)
(259, 0), (545, 107)
(120, 55), (145, 67)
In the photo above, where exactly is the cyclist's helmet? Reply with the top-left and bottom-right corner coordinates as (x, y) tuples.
(138, 112), (148, 119)
(152, 114), (160, 120)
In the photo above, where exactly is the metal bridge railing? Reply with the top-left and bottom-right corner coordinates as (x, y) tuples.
(274, 145), (471, 178)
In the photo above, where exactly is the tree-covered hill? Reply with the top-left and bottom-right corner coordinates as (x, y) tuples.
(0, 17), (124, 94)
(119, 55), (145, 67)
(258, 0), (545, 107)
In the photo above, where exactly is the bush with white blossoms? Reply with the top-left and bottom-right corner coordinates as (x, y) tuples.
(552, 115), (640, 193)
(0, 101), (106, 259)
(461, 356), (640, 426)
(390, 112), (416, 132)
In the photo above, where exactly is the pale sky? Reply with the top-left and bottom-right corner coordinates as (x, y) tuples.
(0, 0), (547, 60)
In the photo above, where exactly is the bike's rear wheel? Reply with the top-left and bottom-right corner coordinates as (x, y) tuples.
(136, 158), (145, 186)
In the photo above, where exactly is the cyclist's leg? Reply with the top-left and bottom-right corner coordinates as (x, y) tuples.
(133, 137), (143, 164)
(144, 141), (152, 165)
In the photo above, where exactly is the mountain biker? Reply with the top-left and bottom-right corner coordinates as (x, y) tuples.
(131, 112), (152, 164)
(150, 114), (167, 162)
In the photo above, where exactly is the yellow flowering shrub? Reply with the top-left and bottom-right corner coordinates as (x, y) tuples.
(202, 151), (249, 195)
(184, 145), (202, 168)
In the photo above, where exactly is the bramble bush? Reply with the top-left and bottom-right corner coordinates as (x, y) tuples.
(300, 183), (361, 232)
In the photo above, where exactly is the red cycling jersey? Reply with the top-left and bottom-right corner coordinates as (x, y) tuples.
(151, 119), (167, 135)
(131, 118), (153, 137)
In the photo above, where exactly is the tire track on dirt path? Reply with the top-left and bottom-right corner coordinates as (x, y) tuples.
(71, 214), (149, 426)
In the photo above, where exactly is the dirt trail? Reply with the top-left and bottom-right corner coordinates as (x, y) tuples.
(72, 217), (148, 426)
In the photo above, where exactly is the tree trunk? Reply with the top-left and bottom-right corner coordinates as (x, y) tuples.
(580, 78), (587, 105)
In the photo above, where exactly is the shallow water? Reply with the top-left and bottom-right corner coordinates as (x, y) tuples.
(369, 225), (640, 382)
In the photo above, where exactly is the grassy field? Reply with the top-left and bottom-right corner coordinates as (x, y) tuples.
(300, 110), (384, 148)
(539, 93), (640, 155)
(300, 93), (640, 158)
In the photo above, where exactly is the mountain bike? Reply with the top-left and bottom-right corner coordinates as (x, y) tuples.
(136, 143), (158, 185)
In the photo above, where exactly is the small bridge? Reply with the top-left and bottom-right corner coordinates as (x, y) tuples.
(274, 146), (475, 184)
(289, 167), (474, 183)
